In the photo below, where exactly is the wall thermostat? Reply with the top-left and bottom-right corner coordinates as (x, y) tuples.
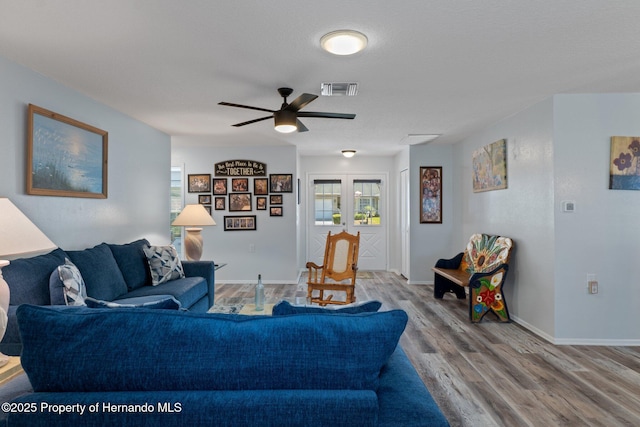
(562, 201), (575, 212)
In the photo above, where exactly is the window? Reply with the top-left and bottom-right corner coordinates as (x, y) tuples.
(170, 166), (183, 250)
(353, 179), (381, 226)
(313, 179), (341, 225)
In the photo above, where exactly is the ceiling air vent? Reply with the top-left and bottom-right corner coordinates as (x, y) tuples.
(321, 82), (358, 96)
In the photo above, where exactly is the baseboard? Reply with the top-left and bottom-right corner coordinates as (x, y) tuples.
(512, 315), (640, 346)
(218, 280), (299, 285)
(407, 280), (432, 285)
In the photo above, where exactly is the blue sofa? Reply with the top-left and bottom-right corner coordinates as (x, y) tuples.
(6, 305), (449, 427)
(0, 239), (215, 356)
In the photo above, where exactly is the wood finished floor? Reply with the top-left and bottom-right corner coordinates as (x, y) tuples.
(215, 271), (640, 427)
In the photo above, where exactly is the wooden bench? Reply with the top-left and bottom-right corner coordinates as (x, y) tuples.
(432, 234), (514, 323)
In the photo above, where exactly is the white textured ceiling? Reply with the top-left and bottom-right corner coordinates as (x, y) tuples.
(2, 1), (640, 156)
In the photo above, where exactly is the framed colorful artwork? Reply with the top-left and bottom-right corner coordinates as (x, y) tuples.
(610, 136), (640, 190)
(420, 167), (442, 224)
(472, 139), (507, 192)
(27, 104), (108, 199)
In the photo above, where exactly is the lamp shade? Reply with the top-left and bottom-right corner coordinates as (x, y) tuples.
(0, 198), (57, 259)
(171, 204), (216, 227)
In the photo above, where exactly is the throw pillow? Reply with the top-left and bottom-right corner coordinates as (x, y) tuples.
(143, 245), (185, 285)
(56, 258), (87, 306)
(85, 295), (181, 310)
(272, 300), (382, 316)
(108, 239), (152, 290)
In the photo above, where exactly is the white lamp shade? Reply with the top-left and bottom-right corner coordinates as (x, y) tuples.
(0, 198), (57, 259)
(171, 204), (216, 227)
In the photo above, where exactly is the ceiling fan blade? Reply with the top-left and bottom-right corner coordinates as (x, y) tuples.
(219, 102), (275, 114)
(284, 93), (318, 112)
(296, 119), (309, 132)
(297, 111), (356, 120)
(232, 115), (273, 127)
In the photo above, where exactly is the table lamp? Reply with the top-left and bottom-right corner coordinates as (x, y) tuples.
(0, 198), (57, 366)
(171, 204), (216, 261)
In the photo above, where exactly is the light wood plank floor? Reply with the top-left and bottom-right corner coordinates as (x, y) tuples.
(215, 271), (640, 427)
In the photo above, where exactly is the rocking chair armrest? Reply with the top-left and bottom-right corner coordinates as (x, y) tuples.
(306, 261), (324, 270)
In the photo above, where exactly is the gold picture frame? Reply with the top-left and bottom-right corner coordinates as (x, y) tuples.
(27, 104), (108, 198)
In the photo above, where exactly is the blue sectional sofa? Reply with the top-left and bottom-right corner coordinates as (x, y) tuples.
(0, 239), (215, 356)
(6, 305), (449, 427)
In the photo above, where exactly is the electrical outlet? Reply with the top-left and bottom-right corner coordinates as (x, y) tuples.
(249, 243), (255, 253)
(588, 280), (598, 294)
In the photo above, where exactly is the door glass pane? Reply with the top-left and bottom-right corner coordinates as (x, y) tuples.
(353, 179), (381, 226)
(313, 179), (341, 225)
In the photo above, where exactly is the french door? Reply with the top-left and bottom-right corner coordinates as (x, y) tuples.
(307, 173), (387, 271)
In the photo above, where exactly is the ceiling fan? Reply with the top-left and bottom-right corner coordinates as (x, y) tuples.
(218, 87), (355, 133)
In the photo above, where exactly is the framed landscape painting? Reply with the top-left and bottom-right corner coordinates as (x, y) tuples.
(27, 104), (108, 198)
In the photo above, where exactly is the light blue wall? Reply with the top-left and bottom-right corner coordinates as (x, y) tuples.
(451, 98), (556, 339)
(436, 94), (639, 344)
(409, 143), (454, 283)
(0, 55), (171, 250)
(553, 94), (640, 344)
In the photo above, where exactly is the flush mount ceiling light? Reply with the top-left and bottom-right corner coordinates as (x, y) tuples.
(320, 30), (368, 55)
(274, 110), (297, 133)
(342, 150), (356, 158)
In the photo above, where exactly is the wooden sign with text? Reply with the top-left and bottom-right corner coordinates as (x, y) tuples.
(215, 160), (266, 177)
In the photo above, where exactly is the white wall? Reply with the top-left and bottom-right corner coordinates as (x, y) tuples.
(553, 94), (640, 344)
(0, 55), (171, 250)
(172, 140), (298, 284)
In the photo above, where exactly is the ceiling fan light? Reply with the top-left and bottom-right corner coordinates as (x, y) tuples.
(321, 30), (368, 55)
(274, 110), (297, 133)
(342, 150), (356, 158)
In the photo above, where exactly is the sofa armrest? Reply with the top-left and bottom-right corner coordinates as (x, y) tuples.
(182, 261), (215, 308)
(377, 346), (449, 426)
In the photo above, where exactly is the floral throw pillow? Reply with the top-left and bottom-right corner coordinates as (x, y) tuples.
(57, 258), (87, 306)
(143, 245), (185, 286)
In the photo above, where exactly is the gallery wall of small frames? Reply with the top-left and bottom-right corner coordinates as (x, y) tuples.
(187, 160), (293, 231)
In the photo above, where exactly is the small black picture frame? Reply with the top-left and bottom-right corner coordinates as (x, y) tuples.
(256, 196), (267, 210)
(269, 174), (293, 193)
(213, 178), (227, 195)
(198, 194), (211, 204)
(270, 194), (282, 205)
(229, 193), (252, 212)
(270, 206), (283, 217)
(188, 174), (211, 193)
(224, 215), (256, 231)
(214, 197), (226, 210)
(254, 178), (269, 195)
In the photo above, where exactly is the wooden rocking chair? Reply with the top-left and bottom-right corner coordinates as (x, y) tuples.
(306, 231), (360, 306)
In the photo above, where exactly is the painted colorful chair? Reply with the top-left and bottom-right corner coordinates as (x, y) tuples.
(306, 231), (360, 306)
(432, 234), (514, 322)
